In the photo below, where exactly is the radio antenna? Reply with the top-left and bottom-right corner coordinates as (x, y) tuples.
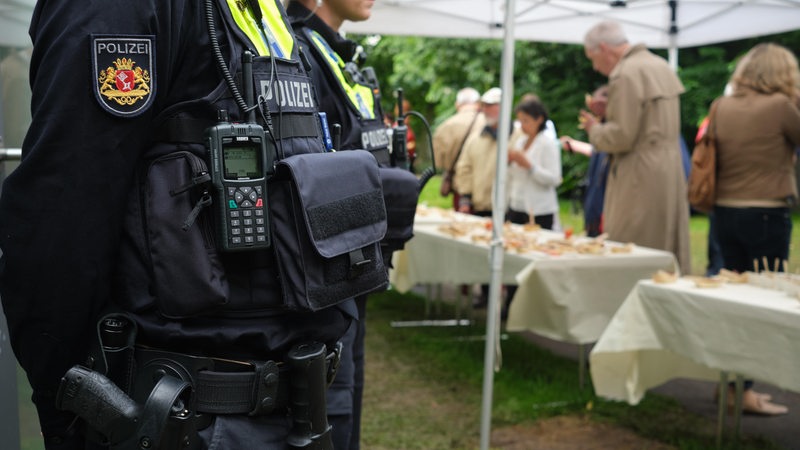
(243, 51), (256, 123)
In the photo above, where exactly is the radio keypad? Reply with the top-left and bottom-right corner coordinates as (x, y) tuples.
(226, 186), (268, 247)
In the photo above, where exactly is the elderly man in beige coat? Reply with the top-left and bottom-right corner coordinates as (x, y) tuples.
(580, 20), (691, 273)
(434, 87), (485, 172)
(433, 87), (486, 207)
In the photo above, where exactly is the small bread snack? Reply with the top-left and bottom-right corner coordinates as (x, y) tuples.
(610, 243), (634, 254)
(576, 242), (605, 255)
(522, 223), (541, 232)
(437, 222), (471, 238)
(470, 233), (491, 245)
(505, 237), (527, 253)
(717, 268), (748, 284)
(652, 270), (678, 284)
(692, 276), (723, 288)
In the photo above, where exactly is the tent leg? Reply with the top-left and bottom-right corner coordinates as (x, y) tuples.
(716, 372), (728, 449)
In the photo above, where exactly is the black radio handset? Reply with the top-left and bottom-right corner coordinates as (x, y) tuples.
(204, 51), (274, 252)
(391, 88), (409, 171)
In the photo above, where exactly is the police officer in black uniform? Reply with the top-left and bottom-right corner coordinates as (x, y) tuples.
(287, 2), (419, 449)
(0, 1), (390, 449)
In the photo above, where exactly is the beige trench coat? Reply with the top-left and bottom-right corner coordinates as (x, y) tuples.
(433, 109), (485, 192)
(454, 130), (497, 213)
(588, 44), (691, 273)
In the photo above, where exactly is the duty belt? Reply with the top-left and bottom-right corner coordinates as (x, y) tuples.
(133, 344), (341, 416)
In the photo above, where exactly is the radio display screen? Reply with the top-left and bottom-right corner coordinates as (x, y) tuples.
(223, 145), (262, 179)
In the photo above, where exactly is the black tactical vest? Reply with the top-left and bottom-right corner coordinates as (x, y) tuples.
(113, 1), (386, 356)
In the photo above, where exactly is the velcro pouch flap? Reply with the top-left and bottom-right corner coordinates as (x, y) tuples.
(270, 150), (389, 311)
(276, 150), (387, 256)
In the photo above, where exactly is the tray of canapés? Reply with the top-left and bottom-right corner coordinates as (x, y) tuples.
(652, 258), (800, 300)
(653, 269), (750, 288)
(434, 218), (634, 256)
(415, 205), (485, 224)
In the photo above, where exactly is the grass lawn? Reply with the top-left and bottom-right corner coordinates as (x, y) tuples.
(360, 289), (783, 450)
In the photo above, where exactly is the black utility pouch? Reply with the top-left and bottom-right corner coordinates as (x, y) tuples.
(378, 167), (419, 255)
(269, 150), (389, 311)
(145, 151), (229, 318)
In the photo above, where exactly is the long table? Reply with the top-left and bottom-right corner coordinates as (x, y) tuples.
(590, 278), (800, 404)
(391, 212), (678, 345)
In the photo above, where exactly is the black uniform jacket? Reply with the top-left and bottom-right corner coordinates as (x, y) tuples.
(0, 0), (354, 438)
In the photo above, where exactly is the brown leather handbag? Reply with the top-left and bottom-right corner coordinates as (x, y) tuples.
(687, 99), (720, 213)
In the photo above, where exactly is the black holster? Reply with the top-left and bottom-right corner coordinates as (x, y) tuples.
(56, 365), (197, 450)
(287, 342), (333, 450)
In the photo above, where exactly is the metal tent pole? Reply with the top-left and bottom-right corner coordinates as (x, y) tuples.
(479, 1), (516, 448)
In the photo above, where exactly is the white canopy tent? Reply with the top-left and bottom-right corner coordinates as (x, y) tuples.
(343, 0), (800, 68)
(344, 2), (800, 449)
(344, 0), (800, 46)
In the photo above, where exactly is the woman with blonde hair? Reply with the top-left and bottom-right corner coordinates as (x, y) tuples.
(713, 42), (800, 415)
(730, 43), (800, 97)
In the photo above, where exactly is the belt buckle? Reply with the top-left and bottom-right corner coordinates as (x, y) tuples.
(248, 360), (281, 416)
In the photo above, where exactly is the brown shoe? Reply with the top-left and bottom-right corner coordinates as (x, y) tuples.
(750, 389), (772, 402)
(741, 390), (788, 416)
(714, 388), (772, 404)
(713, 388), (783, 415)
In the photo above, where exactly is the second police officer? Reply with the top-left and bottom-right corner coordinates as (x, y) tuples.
(0, 0), (390, 448)
(287, 1), (420, 449)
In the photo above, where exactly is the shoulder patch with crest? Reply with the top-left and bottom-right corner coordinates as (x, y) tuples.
(91, 35), (156, 117)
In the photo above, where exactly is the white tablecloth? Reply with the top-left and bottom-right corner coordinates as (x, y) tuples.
(590, 278), (800, 405)
(390, 215), (678, 344)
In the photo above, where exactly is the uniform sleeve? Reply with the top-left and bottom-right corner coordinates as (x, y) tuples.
(588, 72), (642, 154)
(0, 1), (172, 440)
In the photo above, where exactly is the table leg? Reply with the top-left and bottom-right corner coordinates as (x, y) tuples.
(454, 283), (463, 320)
(435, 283), (443, 317)
(466, 285), (474, 323)
(733, 375), (744, 440)
(578, 343), (585, 390)
(424, 284), (432, 318)
(426, 284), (433, 315)
(716, 371), (728, 450)
(390, 283), (475, 328)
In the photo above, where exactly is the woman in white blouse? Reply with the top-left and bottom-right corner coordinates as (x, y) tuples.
(502, 97), (562, 320)
(507, 97), (562, 229)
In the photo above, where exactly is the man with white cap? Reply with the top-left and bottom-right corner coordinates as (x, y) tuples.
(455, 87), (502, 217)
(454, 87), (504, 308)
